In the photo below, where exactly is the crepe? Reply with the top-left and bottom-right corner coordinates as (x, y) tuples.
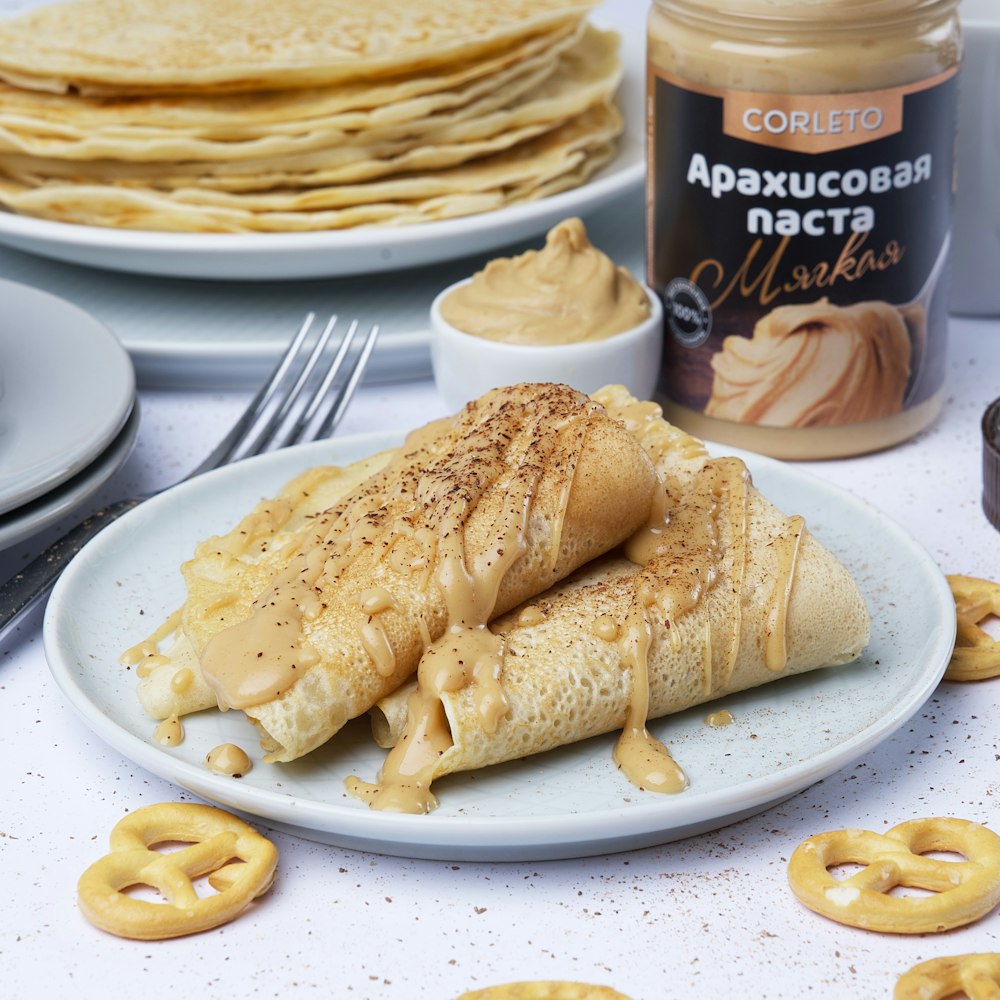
(359, 386), (871, 812)
(0, 10), (621, 234)
(126, 452), (397, 721)
(0, 23), (583, 136)
(0, 104), (620, 232)
(129, 384), (660, 763)
(0, 0), (598, 94)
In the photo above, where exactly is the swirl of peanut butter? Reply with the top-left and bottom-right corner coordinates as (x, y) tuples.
(705, 298), (912, 427)
(438, 217), (650, 345)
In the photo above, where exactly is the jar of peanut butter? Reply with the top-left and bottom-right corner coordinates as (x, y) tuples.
(647, 0), (961, 459)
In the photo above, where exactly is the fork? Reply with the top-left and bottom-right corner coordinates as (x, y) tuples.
(0, 312), (380, 642)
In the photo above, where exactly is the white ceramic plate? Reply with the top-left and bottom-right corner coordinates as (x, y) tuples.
(43, 431), (955, 861)
(0, 185), (646, 391)
(0, 5), (645, 282)
(0, 279), (135, 514)
(0, 403), (139, 550)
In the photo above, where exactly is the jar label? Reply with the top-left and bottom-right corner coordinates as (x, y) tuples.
(647, 67), (958, 431)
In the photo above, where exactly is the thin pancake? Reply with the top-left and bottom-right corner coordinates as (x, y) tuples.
(0, 23), (582, 135)
(0, 104), (620, 232)
(0, 0), (597, 94)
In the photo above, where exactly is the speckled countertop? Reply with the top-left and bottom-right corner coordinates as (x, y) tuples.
(1, 312), (998, 1000)
(0, 0), (998, 988)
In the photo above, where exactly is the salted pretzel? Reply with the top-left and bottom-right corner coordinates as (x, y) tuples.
(77, 802), (278, 940)
(786, 818), (1000, 934)
(894, 954), (1000, 1000)
(457, 985), (632, 1000)
(945, 575), (1000, 681)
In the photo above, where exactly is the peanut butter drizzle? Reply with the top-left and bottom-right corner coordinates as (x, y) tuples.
(764, 515), (806, 672)
(612, 584), (688, 794)
(614, 456), (750, 795)
(170, 666), (194, 694)
(348, 469), (536, 813)
(121, 608), (182, 676)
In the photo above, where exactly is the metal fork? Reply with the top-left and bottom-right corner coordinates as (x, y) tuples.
(0, 313), (379, 641)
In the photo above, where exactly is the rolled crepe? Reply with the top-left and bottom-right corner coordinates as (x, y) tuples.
(126, 452), (395, 719)
(361, 385), (870, 811)
(132, 383), (660, 762)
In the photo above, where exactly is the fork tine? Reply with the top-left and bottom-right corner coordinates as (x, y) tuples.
(313, 321), (380, 439)
(253, 314), (343, 451)
(281, 317), (361, 445)
(187, 312), (316, 476)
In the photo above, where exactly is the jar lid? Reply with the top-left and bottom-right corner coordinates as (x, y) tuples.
(983, 397), (1000, 531)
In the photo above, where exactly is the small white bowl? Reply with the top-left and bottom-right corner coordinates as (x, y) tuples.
(430, 277), (663, 412)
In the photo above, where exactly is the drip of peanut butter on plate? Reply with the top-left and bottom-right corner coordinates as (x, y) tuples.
(706, 298), (912, 427)
(705, 708), (734, 728)
(205, 743), (252, 777)
(154, 712), (183, 746)
(438, 217), (650, 345)
(121, 608), (181, 677)
(612, 580), (687, 794)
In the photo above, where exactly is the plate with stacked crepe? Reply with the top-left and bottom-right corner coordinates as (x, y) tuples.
(0, 0), (644, 280)
(43, 385), (956, 861)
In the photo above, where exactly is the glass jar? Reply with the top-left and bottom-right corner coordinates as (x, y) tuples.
(647, 0), (962, 458)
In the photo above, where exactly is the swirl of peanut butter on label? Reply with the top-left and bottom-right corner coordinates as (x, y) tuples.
(706, 298), (912, 428)
(438, 217), (650, 345)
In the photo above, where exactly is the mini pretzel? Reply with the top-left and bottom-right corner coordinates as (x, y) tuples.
(894, 953), (1000, 1000)
(457, 985), (632, 1000)
(78, 803), (278, 940)
(945, 575), (1000, 681)
(786, 818), (1000, 934)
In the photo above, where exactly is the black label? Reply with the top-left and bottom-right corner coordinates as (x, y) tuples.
(648, 70), (958, 424)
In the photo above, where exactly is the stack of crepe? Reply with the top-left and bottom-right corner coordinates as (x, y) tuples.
(125, 383), (870, 813)
(0, 0), (622, 232)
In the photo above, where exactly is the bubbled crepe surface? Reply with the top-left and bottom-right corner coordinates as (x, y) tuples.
(0, 0), (598, 93)
(413, 387), (871, 779)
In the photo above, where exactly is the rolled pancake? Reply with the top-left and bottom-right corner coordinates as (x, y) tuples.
(363, 385), (870, 810)
(126, 451), (396, 719)
(187, 383), (658, 762)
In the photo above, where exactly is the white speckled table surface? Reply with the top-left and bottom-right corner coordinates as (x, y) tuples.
(1, 314), (997, 1000)
(2, 1), (1000, 997)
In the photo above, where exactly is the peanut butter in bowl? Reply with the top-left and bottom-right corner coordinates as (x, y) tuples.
(430, 217), (662, 411)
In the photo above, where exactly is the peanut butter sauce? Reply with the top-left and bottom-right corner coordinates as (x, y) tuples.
(205, 743), (252, 777)
(153, 713), (183, 746)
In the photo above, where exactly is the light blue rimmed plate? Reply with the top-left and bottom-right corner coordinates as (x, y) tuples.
(43, 431), (955, 861)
